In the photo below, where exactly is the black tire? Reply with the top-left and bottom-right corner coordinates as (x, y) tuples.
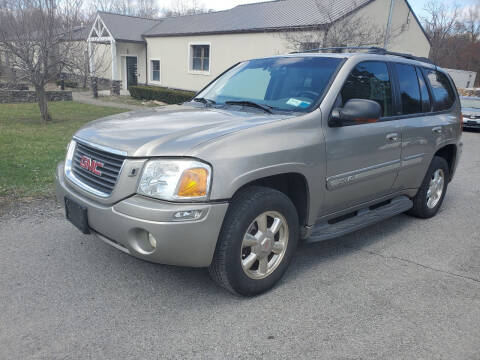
(407, 156), (449, 219)
(209, 186), (299, 296)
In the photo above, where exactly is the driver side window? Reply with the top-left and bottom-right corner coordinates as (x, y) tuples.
(340, 61), (393, 117)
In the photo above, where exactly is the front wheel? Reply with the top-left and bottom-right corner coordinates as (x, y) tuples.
(209, 186), (299, 296)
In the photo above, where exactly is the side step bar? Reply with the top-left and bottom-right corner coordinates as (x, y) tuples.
(306, 196), (413, 244)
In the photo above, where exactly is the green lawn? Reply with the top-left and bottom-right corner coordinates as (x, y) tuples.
(0, 101), (128, 198)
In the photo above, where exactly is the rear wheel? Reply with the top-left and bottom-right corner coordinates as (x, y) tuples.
(407, 156), (449, 218)
(209, 186), (299, 296)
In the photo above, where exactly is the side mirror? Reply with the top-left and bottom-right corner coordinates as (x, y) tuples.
(329, 99), (382, 127)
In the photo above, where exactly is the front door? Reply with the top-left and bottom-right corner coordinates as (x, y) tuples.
(322, 61), (402, 215)
(126, 56), (137, 90)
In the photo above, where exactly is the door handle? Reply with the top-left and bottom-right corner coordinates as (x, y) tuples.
(432, 127), (442, 134)
(386, 133), (400, 142)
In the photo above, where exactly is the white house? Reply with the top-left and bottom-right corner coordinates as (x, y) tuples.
(87, 0), (431, 93)
(444, 68), (477, 89)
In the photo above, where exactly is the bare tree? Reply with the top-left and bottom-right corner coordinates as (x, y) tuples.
(422, 0), (461, 63)
(162, 0), (207, 17)
(87, 0), (160, 18)
(62, 34), (111, 89)
(458, 1), (480, 43)
(422, 0), (480, 86)
(0, 0), (84, 122)
(282, 0), (404, 52)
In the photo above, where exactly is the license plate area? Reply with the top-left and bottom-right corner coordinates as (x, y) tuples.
(65, 197), (90, 234)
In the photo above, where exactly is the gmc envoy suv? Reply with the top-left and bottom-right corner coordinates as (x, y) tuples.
(56, 49), (463, 296)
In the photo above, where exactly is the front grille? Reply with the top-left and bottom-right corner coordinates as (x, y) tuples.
(72, 141), (125, 195)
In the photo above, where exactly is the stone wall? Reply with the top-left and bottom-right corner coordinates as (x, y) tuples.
(0, 90), (73, 104)
(0, 82), (29, 90)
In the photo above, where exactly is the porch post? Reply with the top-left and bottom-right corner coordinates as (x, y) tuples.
(110, 39), (121, 95)
(87, 40), (95, 76)
(111, 40), (117, 80)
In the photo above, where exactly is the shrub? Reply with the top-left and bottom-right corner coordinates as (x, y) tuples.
(129, 85), (195, 104)
(56, 79), (78, 88)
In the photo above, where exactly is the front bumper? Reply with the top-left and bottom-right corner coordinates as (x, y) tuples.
(55, 162), (229, 267)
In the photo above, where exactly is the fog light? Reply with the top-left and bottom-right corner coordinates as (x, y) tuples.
(148, 233), (157, 249)
(173, 210), (203, 221)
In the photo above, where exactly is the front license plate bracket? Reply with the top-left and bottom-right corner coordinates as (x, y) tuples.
(65, 197), (90, 234)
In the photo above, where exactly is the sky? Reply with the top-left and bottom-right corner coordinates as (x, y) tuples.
(201, 0), (477, 19)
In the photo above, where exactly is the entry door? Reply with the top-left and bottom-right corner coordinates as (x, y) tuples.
(322, 61), (402, 214)
(126, 56), (138, 89)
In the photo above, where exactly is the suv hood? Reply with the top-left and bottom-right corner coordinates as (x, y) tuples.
(74, 105), (295, 157)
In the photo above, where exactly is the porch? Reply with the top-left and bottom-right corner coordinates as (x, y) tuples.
(87, 14), (147, 94)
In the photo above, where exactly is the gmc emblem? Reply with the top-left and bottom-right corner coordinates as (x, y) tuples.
(79, 156), (104, 176)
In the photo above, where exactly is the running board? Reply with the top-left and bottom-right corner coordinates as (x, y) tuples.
(306, 196), (413, 243)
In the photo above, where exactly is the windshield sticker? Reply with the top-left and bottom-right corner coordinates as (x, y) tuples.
(287, 98), (311, 108)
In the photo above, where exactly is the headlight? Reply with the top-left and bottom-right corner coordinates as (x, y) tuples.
(138, 159), (211, 201)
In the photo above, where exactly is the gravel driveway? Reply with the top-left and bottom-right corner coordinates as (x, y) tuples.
(1, 132), (479, 359)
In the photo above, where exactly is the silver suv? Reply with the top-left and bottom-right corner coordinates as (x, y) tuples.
(56, 49), (463, 296)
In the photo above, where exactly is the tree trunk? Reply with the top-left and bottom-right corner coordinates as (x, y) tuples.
(322, 26), (331, 48)
(35, 86), (51, 123)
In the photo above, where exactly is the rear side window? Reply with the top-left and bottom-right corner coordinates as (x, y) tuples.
(425, 70), (455, 111)
(341, 61), (393, 117)
(416, 68), (431, 113)
(395, 64), (422, 114)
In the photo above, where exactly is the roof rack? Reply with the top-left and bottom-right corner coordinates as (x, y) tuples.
(291, 46), (434, 65)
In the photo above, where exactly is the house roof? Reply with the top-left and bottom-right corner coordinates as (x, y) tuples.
(143, 0), (372, 37)
(92, 0), (429, 45)
(97, 11), (160, 42)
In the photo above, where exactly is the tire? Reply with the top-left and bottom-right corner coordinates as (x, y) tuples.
(209, 186), (299, 296)
(407, 156), (449, 219)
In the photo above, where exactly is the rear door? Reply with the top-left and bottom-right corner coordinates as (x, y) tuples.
(323, 61), (402, 214)
(393, 65), (457, 190)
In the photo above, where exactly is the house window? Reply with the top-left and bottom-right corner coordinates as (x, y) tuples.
(191, 44), (210, 72)
(151, 60), (160, 82)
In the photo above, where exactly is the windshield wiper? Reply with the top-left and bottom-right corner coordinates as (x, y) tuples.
(193, 97), (216, 106)
(225, 100), (273, 114)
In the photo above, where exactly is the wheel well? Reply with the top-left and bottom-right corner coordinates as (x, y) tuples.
(435, 145), (457, 180)
(236, 173), (309, 226)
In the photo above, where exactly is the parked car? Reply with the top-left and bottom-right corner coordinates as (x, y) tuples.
(56, 49), (463, 296)
(461, 96), (480, 129)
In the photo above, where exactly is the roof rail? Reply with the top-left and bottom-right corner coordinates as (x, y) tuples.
(291, 46), (384, 54)
(291, 46), (435, 65)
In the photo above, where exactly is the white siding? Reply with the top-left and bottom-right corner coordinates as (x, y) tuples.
(445, 68), (477, 89)
(145, 0), (430, 92)
(146, 32), (291, 91)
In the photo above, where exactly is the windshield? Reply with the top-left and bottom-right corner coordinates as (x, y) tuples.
(461, 98), (480, 109)
(194, 57), (342, 112)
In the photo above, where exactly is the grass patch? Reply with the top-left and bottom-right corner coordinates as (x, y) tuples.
(0, 101), (128, 198)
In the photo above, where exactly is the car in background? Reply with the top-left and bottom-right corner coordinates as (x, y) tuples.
(461, 96), (480, 129)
